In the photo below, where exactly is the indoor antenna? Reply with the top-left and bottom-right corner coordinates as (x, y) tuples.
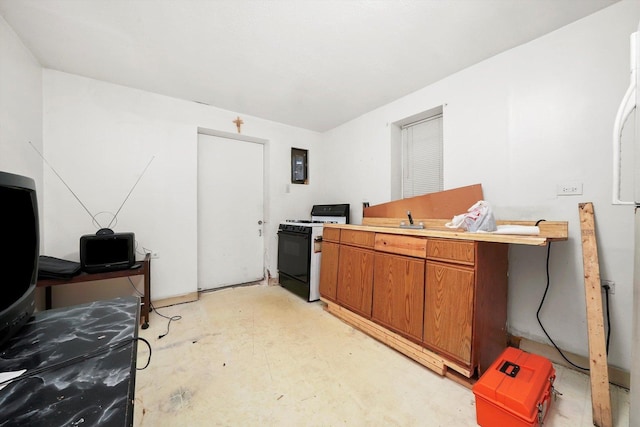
(102, 155), (155, 234)
(29, 141), (155, 234)
(29, 141), (103, 229)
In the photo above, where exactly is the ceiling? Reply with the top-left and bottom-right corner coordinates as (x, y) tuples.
(0, 0), (620, 132)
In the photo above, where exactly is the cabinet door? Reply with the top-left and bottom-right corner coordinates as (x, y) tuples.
(372, 253), (425, 341)
(424, 261), (474, 364)
(319, 241), (340, 301)
(336, 245), (374, 317)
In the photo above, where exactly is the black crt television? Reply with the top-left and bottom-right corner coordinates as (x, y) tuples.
(0, 171), (38, 349)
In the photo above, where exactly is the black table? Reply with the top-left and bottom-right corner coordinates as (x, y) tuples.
(0, 296), (140, 426)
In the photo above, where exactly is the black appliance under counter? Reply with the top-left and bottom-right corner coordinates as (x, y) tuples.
(0, 296), (140, 426)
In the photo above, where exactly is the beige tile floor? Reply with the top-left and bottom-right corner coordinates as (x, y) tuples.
(134, 284), (630, 426)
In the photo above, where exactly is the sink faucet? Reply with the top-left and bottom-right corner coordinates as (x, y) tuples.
(407, 210), (414, 225)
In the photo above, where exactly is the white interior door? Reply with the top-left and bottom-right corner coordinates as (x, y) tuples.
(197, 133), (264, 290)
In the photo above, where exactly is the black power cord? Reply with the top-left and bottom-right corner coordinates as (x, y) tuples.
(154, 308), (182, 340)
(603, 282), (612, 353)
(535, 220), (612, 372)
(136, 337), (152, 370)
(127, 277), (182, 339)
(0, 336), (152, 389)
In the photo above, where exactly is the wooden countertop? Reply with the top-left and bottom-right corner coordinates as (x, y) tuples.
(325, 219), (568, 246)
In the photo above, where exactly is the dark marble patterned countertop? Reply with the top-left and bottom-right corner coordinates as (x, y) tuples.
(0, 296), (140, 426)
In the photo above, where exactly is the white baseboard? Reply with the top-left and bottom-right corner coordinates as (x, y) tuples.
(517, 337), (629, 390)
(151, 291), (198, 309)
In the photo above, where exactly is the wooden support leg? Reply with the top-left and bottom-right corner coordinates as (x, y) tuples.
(141, 253), (151, 329)
(45, 286), (52, 310)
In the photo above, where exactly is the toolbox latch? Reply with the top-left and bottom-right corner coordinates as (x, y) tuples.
(536, 379), (561, 426)
(537, 403), (544, 426)
(499, 360), (520, 378)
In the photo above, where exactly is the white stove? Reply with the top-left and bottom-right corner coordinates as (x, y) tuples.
(277, 204), (349, 301)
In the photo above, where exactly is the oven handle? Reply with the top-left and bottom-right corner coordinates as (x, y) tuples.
(277, 230), (310, 239)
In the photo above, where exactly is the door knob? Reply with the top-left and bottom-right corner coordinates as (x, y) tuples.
(258, 220), (263, 225)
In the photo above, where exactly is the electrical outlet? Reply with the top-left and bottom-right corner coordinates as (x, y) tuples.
(150, 252), (160, 259)
(557, 182), (583, 196)
(601, 280), (615, 295)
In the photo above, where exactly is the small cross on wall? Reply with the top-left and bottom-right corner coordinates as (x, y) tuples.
(233, 116), (244, 133)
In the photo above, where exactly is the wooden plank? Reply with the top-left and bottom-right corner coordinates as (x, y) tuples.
(322, 299), (474, 377)
(363, 184), (484, 220)
(350, 222), (569, 246)
(325, 300), (445, 374)
(578, 202), (612, 427)
(363, 217), (455, 229)
(361, 218), (568, 241)
(495, 220), (568, 240)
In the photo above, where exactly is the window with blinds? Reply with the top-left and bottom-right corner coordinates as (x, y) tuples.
(402, 114), (443, 198)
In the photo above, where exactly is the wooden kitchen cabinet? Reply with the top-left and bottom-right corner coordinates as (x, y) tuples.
(335, 230), (375, 318)
(372, 252), (425, 341)
(424, 238), (509, 374)
(319, 239), (340, 302)
(336, 245), (374, 318)
(424, 260), (474, 363)
(319, 225), (514, 379)
(319, 221), (563, 382)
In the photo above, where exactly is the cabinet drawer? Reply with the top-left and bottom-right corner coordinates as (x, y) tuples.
(323, 227), (341, 242)
(427, 239), (475, 265)
(340, 230), (375, 248)
(374, 234), (427, 258)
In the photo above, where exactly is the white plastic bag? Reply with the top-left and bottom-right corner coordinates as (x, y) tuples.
(445, 200), (497, 232)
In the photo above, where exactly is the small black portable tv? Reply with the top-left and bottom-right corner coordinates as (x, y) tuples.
(80, 232), (135, 273)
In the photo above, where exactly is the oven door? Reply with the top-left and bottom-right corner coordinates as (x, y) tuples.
(277, 230), (311, 284)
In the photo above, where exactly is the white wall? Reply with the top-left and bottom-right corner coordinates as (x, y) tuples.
(0, 15), (43, 219)
(320, 0), (640, 372)
(43, 71), (323, 302)
(5, 0), (639, 373)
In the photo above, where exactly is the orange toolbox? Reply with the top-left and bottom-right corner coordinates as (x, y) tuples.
(472, 347), (557, 427)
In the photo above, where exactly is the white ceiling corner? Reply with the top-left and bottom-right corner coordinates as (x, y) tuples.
(0, 0), (620, 132)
